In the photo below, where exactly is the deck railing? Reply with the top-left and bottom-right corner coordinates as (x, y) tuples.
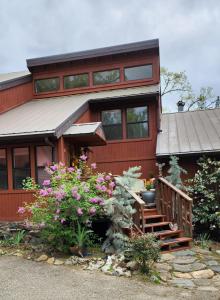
(156, 177), (193, 237)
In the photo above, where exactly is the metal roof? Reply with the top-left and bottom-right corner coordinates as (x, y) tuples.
(0, 85), (158, 140)
(63, 122), (102, 136)
(27, 39), (159, 69)
(156, 108), (220, 157)
(0, 71), (31, 91)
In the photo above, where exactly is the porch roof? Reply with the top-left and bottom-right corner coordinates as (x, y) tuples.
(0, 84), (159, 140)
(63, 122), (106, 146)
(156, 108), (220, 157)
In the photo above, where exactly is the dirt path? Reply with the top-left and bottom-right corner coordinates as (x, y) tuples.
(0, 256), (219, 300)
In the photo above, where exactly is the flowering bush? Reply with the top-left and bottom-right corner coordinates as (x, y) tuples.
(145, 178), (155, 190)
(19, 157), (114, 252)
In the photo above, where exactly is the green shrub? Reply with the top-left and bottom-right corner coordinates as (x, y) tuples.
(129, 233), (161, 274)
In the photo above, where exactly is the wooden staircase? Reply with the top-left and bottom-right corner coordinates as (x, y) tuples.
(126, 177), (193, 253)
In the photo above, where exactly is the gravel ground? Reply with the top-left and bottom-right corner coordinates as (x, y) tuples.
(0, 256), (219, 300)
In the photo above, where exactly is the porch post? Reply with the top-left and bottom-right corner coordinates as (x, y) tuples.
(7, 146), (13, 191)
(57, 137), (67, 164)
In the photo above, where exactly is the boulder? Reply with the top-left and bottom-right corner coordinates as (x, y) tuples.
(47, 257), (55, 264)
(54, 259), (64, 265)
(191, 269), (214, 279)
(126, 261), (139, 271)
(36, 254), (48, 262)
(173, 272), (192, 279)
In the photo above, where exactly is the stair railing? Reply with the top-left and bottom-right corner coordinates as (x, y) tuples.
(156, 177), (193, 237)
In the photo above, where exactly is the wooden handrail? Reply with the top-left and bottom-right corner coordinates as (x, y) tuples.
(126, 189), (145, 206)
(158, 177), (192, 202)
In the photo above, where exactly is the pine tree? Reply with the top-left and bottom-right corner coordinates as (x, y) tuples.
(102, 166), (142, 254)
(166, 156), (187, 189)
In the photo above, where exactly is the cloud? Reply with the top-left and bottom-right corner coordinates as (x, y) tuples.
(0, 0), (220, 110)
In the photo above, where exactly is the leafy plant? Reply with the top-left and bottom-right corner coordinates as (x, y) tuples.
(72, 222), (93, 248)
(0, 230), (26, 247)
(128, 233), (161, 274)
(187, 157), (220, 238)
(166, 156), (187, 189)
(195, 233), (211, 249)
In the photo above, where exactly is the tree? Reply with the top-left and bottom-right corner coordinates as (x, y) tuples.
(161, 67), (217, 111)
(166, 156), (187, 189)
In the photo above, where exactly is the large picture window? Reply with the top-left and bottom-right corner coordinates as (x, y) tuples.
(35, 77), (60, 93)
(101, 110), (122, 140)
(93, 69), (120, 85)
(126, 106), (148, 139)
(0, 149), (8, 190)
(124, 64), (152, 81)
(36, 146), (53, 186)
(64, 73), (89, 89)
(13, 148), (30, 189)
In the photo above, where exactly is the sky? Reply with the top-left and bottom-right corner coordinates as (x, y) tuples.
(0, 0), (220, 111)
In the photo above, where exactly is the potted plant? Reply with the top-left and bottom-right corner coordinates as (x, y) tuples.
(70, 222), (93, 257)
(141, 178), (156, 204)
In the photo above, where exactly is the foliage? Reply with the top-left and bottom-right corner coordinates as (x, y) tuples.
(128, 234), (160, 274)
(161, 67), (217, 111)
(145, 178), (155, 190)
(72, 221), (93, 248)
(23, 177), (40, 190)
(195, 233), (211, 249)
(102, 166), (141, 254)
(166, 156), (187, 189)
(0, 230), (26, 247)
(187, 157), (220, 237)
(19, 157), (114, 252)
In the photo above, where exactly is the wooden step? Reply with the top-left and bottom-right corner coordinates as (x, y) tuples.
(144, 214), (166, 220)
(143, 208), (158, 216)
(154, 229), (183, 239)
(161, 237), (192, 246)
(144, 221), (170, 228)
(160, 237), (192, 253)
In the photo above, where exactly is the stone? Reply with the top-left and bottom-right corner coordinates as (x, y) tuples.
(205, 260), (219, 266)
(173, 262), (206, 273)
(193, 279), (213, 286)
(191, 269), (214, 279)
(169, 278), (195, 288)
(173, 256), (197, 265)
(160, 253), (175, 262)
(85, 259), (105, 271)
(173, 250), (196, 257)
(47, 257), (55, 264)
(155, 263), (172, 272)
(13, 252), (23, 257)
(0, 249), (6, 255)
(64, 259), (73, 266)
(124, 271), (132, 278)
(216, 250), (220, 255)
(54, 259), (64, 265)
(173, 272), (192, 279)
(126, 261), (139, 271)
(197, 286), (219, 292)
(159, 271), (172, 282)
(210, 265), (220, 273)
(36, 254), (48, 262)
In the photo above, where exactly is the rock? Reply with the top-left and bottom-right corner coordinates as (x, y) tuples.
(173, 256), (197, 265)
(64, 259), (73, 266)
(173, 250), (196, 257)
(160, 253), (175, 262)
(196, 249), (211, 255)
(212, 275), (220, 287)
(197, 286), (219, 292)
(124, 271), (132, 277)
(169, 278), (195, 288)
(173, 262), (206, 273)
(0, 249), (6, 255)
(155, 263), (172, 272)
(191, 269), (214, 279)
(173, 272), (192, 279)
(13, 252), (23, 257)
(54, 259), (64, 265)
(69, 256), (89, 265)
(193, 279), (213, 286)
(159, 271), (172, 282)
(126, 261), (139, 271)
(205, 260), (219, 266)
(36, 254), (48, 262)
(210, 265), (220, 273)
(47, 257), (55, 264)
(215, 250), (220, 255)
(85, 260), (105, 271)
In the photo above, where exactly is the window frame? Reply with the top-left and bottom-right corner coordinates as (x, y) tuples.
(0, 148), (8, 190)
(124, 64), (153, 82)
(93, 68), (121, 86)
(34, 77), (60, 94)
(63, 73), (89, 90)
(126, 106), (149, 139)
(101, 109), (123, 141)
(12, 147), (31, 190)
(35, 145), (54, 185)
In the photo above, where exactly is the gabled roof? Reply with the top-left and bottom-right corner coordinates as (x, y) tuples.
(0, 84), (159, 140)
(0, 71), (31, 91)
(156, 108), (220, 157)
(27, 39), (159, 69)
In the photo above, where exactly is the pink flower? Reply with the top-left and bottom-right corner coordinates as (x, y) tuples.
(95, 184), (102, 191)
(107, 189), (112, 196)
(96, 177), (104, 183)
(47, 188), (53, 194)
(61, 218), (65, 224)
(77, 208), (83, 216)
(109, 181), (115, 188)
(91, 163), (97, 169)
(101, 185), (107, 192)
(59, 162), (65, 167)
(60, 169), (66, 174)
(55, 175), (62, 180)
(68, 167), (75, 173)
(50, 165), (58, 171)
(105, 175), (111, 181)
(18, 207), (25, 214)
(56, 209), (60, 214)
(89, 207), (96, 216)
(54, 190), (66, 200)
(80, 154), (87, 161)
(43, 179), (50, 186)
(89, 197), (99, 204)
(39, 189), (48, 197)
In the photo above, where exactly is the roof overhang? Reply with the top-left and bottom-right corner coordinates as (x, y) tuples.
(63, 122), (106, 146)
(0, 72), (31, 91)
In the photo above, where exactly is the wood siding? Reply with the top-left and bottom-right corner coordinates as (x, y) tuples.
(0, 82), (33, 114)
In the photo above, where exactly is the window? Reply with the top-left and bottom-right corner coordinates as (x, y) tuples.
(13, 148), (30, 189)
(126, 106), (148, 139)
(101, 110), (122, 140)
(124, 64), (152, 81)
(64, 73), (89, 89)
(36, 146), (53, 186)
(35, 77), (60, 93)
(0, 149), (8, 190)
(93, 69), (120, 85)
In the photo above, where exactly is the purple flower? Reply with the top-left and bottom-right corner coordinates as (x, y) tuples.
(56, 209), (60, 214)
(39, 189), (48, 197)
(105, 175), (111, 181)
(80, 154), (87, 161)
(47, 188), (53, 193)
(18, 207), (25, 214)
(77, 208), (83, 216)
(91, 163), (97, 169)
(89, 207), (96, 216)
(60, 169), (66, 174)
(61, 218), (65, 224)
(109, 181), (115, 188)
(43, 179), (50, 186)
(89, 197), (98, 204)
(95, 184), (102, 191)
(96, 177), (104, 183)
(50, 165), (58, 171)
(55, 175), (62, 180)
(101, 185), (107, 192)
(54, 190), (66, 200)
(68, 167), (75, 173)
